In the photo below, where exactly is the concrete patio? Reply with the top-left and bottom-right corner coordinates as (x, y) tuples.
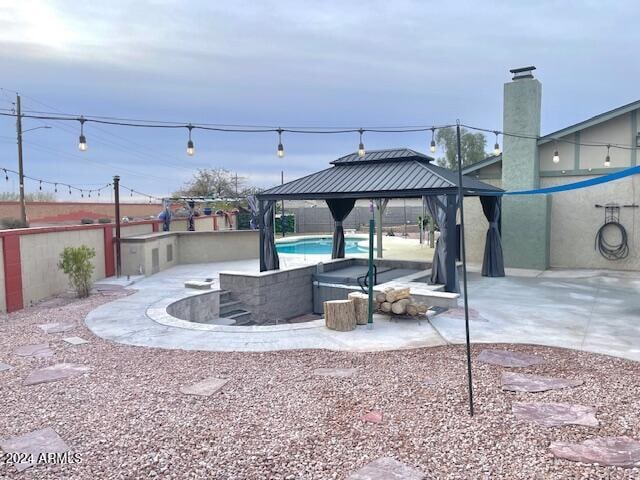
(84, 260), (640, 361)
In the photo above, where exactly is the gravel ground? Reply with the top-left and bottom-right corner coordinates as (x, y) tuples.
(1, 291), (639, 479)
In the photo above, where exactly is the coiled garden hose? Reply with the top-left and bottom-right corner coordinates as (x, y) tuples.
(595, 221), (629, 260)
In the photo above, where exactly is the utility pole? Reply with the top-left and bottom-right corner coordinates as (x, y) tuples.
(113, 175), (122, 277)
(15, 94), (27, 226)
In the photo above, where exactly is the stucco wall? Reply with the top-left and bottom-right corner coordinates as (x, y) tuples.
(19, 228), (106, 306)
(0, 201), (161, 224)
(543, 174), (640, 270)
(120, 223), (154, 237)
(580, 113), (632, 170)
(178, 231), (259, 264)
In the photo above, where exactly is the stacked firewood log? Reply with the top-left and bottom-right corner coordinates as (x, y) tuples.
(374, 287), (429, 317)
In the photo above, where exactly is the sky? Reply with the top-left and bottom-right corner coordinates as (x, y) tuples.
(0, 0), (638, 202)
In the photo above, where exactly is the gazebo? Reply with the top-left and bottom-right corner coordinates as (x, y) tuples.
(256, 148), (504, 293)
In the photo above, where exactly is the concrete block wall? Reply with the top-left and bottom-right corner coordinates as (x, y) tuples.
(0, 219), (161, 313)
(177, 231), (258, 264)
(220, 264), (316, 324)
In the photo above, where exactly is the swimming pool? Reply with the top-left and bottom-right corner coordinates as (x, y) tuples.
(276, 236), (368, 254)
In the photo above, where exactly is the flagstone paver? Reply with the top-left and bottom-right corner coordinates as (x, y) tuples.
(478, 349), (545, 367)
(550, 436), (640, 468)
(179, 377), (228, 396)
(63, 336), (90, 346)
(512, 402), (598, 427)
(0, 427), (70, 472)
(347, 457), (427, 480)
(312, 367), (358, 378)
(23, 363), (91, 386)
(501, 371), (583, 392)
(13, 343), (54, 358)
(37, 322), (75, 334)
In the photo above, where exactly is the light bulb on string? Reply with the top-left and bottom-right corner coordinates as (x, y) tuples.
(54, 183), (58, 193)
(604, 145), (611, 167)
(552, 140), (560, 164)
(80, 190), (84, 198)
(186, 124), (194, 156)
(357, 129), (365, 158)
(39, 180), (42, 191)
(78, 116), (87, 152)
(88, 191), (91, 198)
(429, 127), (436, 153)
(68, 186), (72, 195)
(493, 131), (501, 156)
(4, 169), (8, 181)
(276, 128), (284, 158)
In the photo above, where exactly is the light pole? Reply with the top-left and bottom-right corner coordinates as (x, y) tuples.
(15, 94), (51, 226)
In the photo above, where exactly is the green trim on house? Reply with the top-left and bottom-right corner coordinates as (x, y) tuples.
(574, 131), (580, 170)
(539, 167), (625, 177)
(631, 109), (638, 166)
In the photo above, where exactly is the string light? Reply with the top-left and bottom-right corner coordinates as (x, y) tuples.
(4, 169), (8, 181)
(430, 127), (436, 153)
(357, 129), (365, 157)
(78, 116), (87, 151)
(604, 145), (611, 167)
(493, 131), (501, 156)
(186, 124), (194, 156)
(276, 128), (284, 158)
(54, 183), (58, 193)
(39, 180), (42, 191)
(552, 140), (560, 164)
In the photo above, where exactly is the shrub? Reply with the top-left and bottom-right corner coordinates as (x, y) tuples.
(97, 217), (111, 224)
(80, 218), (95, 224)
(0, 217), (28, 229)
(58, 246), (96, 298)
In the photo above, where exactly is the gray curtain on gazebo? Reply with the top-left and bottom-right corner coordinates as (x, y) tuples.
(262, 201), (280, 270)
(426, 195), (458, 291)
(479, 196), (505, 277)
(326, 198), (356, 259)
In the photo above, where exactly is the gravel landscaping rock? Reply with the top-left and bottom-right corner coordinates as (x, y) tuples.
(512, 401), (599, 427)
(347, 457), (427, 479)
(13, 343), (54, 358)
(23, 363), (91, 386)
(0, 362), (11, 371)
(550, 436), (640, 468)
(502, 371), (583, 392)
(1, 290), (639, 479)
(0, 427), (70, 472)
(478, 349), (545, 367)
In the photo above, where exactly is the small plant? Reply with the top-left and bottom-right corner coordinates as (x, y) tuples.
(0, 217), (28, 229)
(80, 218), (95, 224)
(97, 217), (111, 224)
(58, 246), (96, 298)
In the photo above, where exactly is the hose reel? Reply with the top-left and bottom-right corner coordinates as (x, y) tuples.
(594, 203), (636, 261)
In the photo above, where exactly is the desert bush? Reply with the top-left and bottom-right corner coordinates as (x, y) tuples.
(0, 217), (28, 229)
(97, 217), (111, 224)
(80, 218), (95, 224)
(58, 246), (96, 298)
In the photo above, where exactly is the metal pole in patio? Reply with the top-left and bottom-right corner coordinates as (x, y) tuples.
(367, 201), (375, 327)
(456, 121), (474, 416)
(113, 175), (122, 278)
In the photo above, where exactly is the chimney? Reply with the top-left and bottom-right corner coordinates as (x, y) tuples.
(501, 66), (550, 270)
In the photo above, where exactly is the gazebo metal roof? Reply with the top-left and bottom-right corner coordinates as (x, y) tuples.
(257, 148), (502, 200)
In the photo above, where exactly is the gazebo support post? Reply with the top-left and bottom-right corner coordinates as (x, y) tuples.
(367, 217), (375, 326)
(456, 122), (474, 417)
(258, 199), (266, 272)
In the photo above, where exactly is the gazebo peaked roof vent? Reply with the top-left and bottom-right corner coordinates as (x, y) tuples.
(331, 148), (434, 165)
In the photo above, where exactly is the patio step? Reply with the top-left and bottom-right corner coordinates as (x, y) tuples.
(219, 290), (232, 303)
(220, 300), (243, 316)
(227, 310), (252, 325)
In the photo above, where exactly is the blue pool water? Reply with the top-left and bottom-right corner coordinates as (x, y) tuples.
(276, 236), (368, 254)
